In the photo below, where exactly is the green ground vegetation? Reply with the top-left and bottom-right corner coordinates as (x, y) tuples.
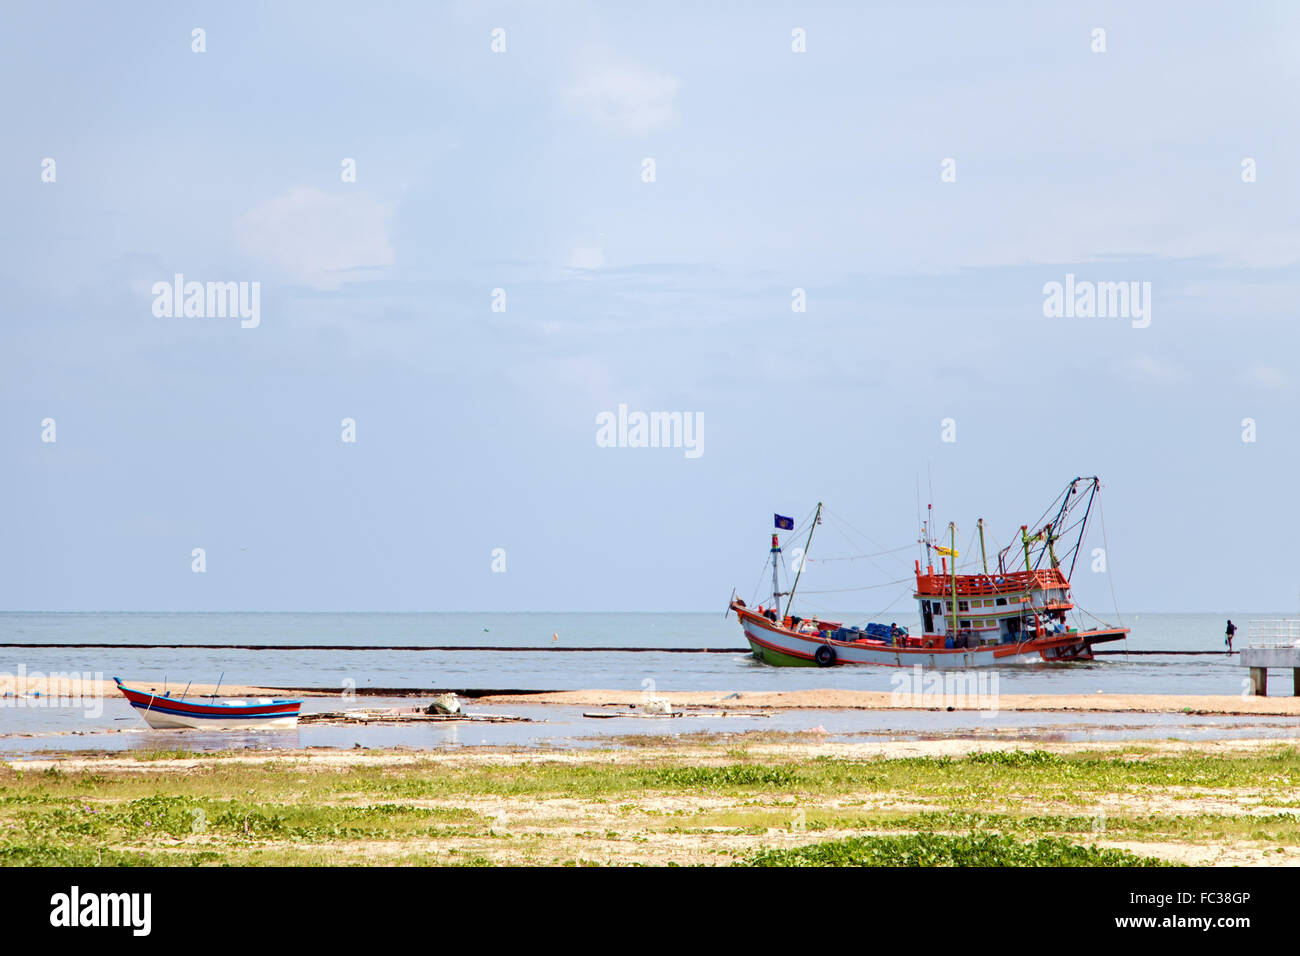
(2, 742), (1297, 866)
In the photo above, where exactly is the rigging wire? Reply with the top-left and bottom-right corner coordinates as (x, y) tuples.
(1096, 498), (1128, 659)
(864, 589), (912, 621)
(821, 510), (913, 569)
(1098, 499), (1123, 627)
(798, 575), (915, 594)
(807, 545), (915, 563)
(818, 515), (899, 583)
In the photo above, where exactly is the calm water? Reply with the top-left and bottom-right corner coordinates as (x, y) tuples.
(0, 611), (1278, 697)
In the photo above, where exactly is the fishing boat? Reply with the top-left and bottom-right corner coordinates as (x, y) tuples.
(113, 677), (302, 729)
(730, 477), (1128, 668)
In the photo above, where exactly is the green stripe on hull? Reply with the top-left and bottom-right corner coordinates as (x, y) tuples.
(747, 639), (818, 667)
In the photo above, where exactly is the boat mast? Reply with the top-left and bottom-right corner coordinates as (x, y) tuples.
(978, 518), (989, 575)
(770, 534), (783, 611)
(925, 503), (933, 568)
(1065, 478), (1100, 581)
(784, 502), (823, 619)
(1020, 525), (1034, 573)
(948, 522), (959, 635)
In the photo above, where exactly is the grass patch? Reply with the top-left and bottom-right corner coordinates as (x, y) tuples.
(741, 833), (1171, 867)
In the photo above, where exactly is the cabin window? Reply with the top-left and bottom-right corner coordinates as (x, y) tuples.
(960, 620), (971, 628)
(958, 601), (969, 612)
(945, 602), (953, 612)
(995, 597), (1007, 606)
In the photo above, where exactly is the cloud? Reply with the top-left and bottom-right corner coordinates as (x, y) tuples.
(1118, 355), (1182, 387)
(564, 62), (680, 135)
(1238, 363), (1287, 390)
(567, 242), (606, 271)
(238, 187), (394, 289)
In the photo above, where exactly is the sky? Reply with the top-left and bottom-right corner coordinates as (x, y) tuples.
(2, 2), (1297, 613)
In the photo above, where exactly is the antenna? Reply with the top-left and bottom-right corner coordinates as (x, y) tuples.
(927, 466), (935, 567)
(915, 475), (923, 565)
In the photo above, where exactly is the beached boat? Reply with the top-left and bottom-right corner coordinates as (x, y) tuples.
(113, 677), (302, 729)
(731, 477), (1128, 667)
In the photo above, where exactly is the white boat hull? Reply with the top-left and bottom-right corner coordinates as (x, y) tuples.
(736, 605), (1117, 668)
(133, 707), (300, 730)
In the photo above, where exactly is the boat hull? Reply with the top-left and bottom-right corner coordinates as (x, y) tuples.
(735, 605), (1125, 668)
(115, 680), (302, 730)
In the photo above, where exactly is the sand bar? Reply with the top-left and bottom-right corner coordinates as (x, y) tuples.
(7, 676), (1300, 716)
(476, 688), (1300, 716)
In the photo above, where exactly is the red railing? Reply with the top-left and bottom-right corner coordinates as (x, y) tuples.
(914, 567), (1069, 598)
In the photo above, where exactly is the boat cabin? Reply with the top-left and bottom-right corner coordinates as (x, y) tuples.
(914, 560), (1073, 648)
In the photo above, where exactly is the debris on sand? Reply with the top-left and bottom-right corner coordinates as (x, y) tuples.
(300, 706), (528, 725)
(425, 693), (461, 716)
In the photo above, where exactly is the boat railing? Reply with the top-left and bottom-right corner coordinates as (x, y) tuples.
(914, 568), (1069, 597)
(1246, 620), (1300, 647)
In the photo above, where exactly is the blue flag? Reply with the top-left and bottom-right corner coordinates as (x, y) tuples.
(774, 514), (794, 530)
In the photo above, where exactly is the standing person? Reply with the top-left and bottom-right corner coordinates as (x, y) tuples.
(1225, 619), (1237, 652)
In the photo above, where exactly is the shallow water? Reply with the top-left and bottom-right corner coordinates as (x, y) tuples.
(3, 695), (1298, 758)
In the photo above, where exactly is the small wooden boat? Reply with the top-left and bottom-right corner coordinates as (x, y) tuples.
(113, 677), (302, 729)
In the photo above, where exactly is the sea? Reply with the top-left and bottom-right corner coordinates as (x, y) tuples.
(0, 612), (1293, 755)
(0, 610), (1272, 696)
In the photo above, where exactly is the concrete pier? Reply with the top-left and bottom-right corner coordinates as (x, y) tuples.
(1240, 622), (1300, 696)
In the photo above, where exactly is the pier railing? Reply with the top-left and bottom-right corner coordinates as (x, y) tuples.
(1246, 620), (1300, 647)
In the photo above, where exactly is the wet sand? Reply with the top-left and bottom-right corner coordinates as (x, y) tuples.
(477, 688), (1300, 716)
(9, 676), (1300, 716)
